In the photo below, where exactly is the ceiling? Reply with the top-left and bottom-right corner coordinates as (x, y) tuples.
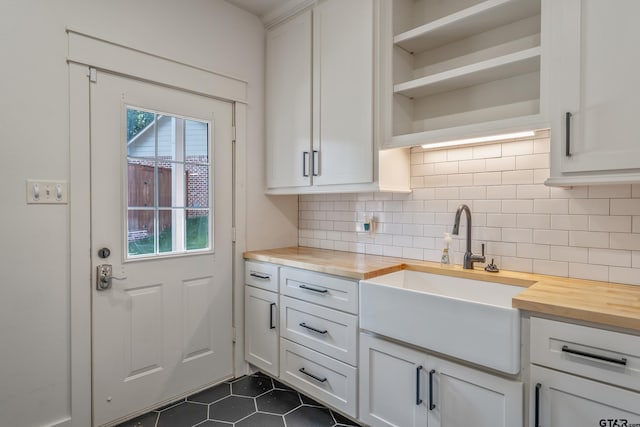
(227, 0), (289, 18)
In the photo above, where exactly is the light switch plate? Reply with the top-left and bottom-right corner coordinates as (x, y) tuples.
(26, 180), (68, 204)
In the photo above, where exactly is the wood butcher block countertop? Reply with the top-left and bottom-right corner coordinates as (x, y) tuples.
(244, 247), (640, 332)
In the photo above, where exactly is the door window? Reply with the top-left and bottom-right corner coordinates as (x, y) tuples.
(126, 107), (211, 257)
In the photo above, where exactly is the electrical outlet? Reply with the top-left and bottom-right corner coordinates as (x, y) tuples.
(26, 180), (68, 204)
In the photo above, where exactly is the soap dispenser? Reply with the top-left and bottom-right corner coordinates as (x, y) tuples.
(441, 232), (452, 267)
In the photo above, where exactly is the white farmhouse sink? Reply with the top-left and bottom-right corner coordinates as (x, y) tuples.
(360, 270), (523, 374)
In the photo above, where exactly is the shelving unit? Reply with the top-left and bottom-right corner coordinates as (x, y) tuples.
(389, 0), (547, 148)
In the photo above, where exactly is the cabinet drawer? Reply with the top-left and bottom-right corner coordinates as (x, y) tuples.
(245, 261), (278, 292)
(531, 317), (640, 392)
(280, 338), (357, 417)
(280, 295), (357, 366)
(280, 267), (358, 314)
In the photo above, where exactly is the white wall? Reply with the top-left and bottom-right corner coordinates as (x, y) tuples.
(300, 130), (640, 286)
(0, 1), (296, 426)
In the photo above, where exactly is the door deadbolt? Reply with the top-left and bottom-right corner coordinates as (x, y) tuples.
(98, 247), (111, 258)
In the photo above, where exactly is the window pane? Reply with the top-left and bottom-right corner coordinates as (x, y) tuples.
(158, 210), (175, 253)
(156, 162), (177, 208)
(187, 210), (209, 250)
(185, 120), (209, 160)
(186, 164), (209, 208)
(127, 160), (156, 208)
(127, 109), (156, 159)
(127, 209), (155, 256)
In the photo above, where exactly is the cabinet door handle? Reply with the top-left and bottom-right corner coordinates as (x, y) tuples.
(312, 150), (319, 176)
(534, 383), (541, 427)
(428, 369), (436, 410)
(299, 322), (328, 334)
(250, 272), (270, 280)
(299, 367), (327, 383)
(415, 365), (423, 405)
(299, 284), (328, 294)
(561, 345), (627, 366)
(565, 112), (572, 157)
(303, 151), (310, 177)
(269, 302), (276, 329)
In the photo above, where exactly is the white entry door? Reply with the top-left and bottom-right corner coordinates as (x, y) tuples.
(89, 71), (234, 426)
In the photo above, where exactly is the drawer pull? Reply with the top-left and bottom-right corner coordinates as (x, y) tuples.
(250, 272), (271, 280)
(415, 365), (423, 405)
(299, 284), (328, 294)
(428, 369), (436, 410)
(561, 345), (627, 366)
(269, 303), (276, 329)
(299, 322), (328, 335)
(534, 383), (541, 427)
(299, 367), (327, 383)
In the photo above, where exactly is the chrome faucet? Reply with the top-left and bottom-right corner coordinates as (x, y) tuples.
(452, 204), (486, 269)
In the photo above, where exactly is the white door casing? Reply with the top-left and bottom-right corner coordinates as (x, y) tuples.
(90, 71), (234, 426)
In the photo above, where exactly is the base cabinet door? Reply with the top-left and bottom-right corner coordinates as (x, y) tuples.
(244, 286), (279, 377)
(359, 333), (429, 427)
(428, 357), (523, 427)
(531, 366), (640, 427)
(360, 333), (523, 427)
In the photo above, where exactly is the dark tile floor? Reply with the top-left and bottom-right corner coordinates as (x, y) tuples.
(115, 372), (362, 427)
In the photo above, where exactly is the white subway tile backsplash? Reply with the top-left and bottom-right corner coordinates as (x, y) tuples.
(502, 140), (533, 156)
(473, 144), (502, 159)
(534, 199), (568, 214)
(550, 245), (589, 263)
(569, 199), (610, 215)
(569, 231), (610, 248)
(459, 159), (486, 173)
(473, 172), (502, 186)
(589, 185), (631, 199)
(502, 170), (534, 185)
(569, 263), (609, 282)
(299, 136), (640, 285)
(611, 199), (640, 215)
(588, 248), (632, 267)
(487, 185), (517, 199)
(534, 229), (568, 245)
(551, 215), (589, 231)
(533, 259), (569, 277)
(610, 233), (640, 250)
(609, 267), (640, 285)
(589, 215), (632, 233)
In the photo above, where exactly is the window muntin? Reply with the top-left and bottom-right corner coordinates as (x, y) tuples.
(126, 107), (212, 258)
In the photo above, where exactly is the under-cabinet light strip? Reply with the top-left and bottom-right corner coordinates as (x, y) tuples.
(421, 131), (536, 149)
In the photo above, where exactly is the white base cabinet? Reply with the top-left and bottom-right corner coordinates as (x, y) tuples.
(531, 366), (640, 427)
(359, 333), (523, 427)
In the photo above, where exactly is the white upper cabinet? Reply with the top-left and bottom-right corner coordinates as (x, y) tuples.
(389, 0), (548, 148)
(546, 0), (640, 185)
(265, 0), (410, 195)
(266, 10), (312, 190)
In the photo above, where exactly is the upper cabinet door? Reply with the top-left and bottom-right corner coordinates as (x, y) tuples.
(312, 0), (374, 187)
(266, 10), (312, 189)
(548, 0), (640, 181)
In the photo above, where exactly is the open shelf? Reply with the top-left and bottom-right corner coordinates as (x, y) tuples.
(394, 47), (540, 98)
(394, 0), (541, 54)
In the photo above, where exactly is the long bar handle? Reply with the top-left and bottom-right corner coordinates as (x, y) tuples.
(565, 112), (572, 157)
(429, 369), (436, 410)
(416, 366), (423, 405)
(250, 272), (270, 280)
(299, 322), (328, 334)
(312, 150), (319, 176)
(535, 383), (541, 427)
(299, 368), (327, 383)
(299, 284), (328, 294)
(561, 345), (627, 366)
(269, 302), (276, 330)
(303, 151), (310, 177)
